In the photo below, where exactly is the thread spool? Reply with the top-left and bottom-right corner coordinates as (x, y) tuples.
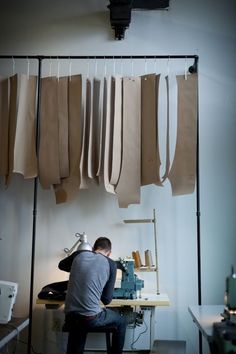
(132, 250), (142, 268)
(145, 250), (154, 267)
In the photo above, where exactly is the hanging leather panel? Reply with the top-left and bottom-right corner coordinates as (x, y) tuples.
(88, 78), (101, 181)
(161, 75), (171, 183)
(54, 75), (82, 203)
(6, 74), (18, 186)
(141, 73), (162, 186)
(168, 74), (198, 195)
(110, 75), (122, 186)
(0, 77), (10, 180)
(96, 79), (105, 183)
(103, 77), (115, 194)
(115, 76), (141, 208)
(58, 76), (69, 179)
(39, 77), (60, 189)
(13, 75), (37, 179)
(80, 78), (91, 189)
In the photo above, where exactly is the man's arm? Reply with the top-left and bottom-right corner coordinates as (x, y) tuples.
(58, 251), (79, 272)
(101, 259), (117, 305)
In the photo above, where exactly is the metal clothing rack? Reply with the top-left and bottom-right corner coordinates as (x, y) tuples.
(0, 54), (201, 354)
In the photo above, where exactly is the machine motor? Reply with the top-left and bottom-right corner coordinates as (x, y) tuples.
(113, 258), (144, 299)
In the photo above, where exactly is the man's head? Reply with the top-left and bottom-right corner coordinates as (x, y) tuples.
(93, 237), (112, 257)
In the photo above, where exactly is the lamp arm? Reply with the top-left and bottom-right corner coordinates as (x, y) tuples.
(64, 232), (85, 255)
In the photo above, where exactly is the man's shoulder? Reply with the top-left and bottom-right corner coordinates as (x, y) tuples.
(106, 257), (117, 270)
(76, 250), (94, 258)
(95, 253), (117, 269)
(77, 251), (117, 271)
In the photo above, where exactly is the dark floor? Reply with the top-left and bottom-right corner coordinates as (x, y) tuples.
(77, 340), (187, 354)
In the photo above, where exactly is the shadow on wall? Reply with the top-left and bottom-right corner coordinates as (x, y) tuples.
(0, 11), (114, 53)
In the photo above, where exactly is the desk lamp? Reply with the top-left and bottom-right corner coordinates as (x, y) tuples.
(64, 232), (92, 256)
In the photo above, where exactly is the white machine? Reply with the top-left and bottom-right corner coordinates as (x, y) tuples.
(0, 280), (18, 324)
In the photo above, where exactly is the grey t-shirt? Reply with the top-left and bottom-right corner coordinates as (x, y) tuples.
(61, 251), (117, 316)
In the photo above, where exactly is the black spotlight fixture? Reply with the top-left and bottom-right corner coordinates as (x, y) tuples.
(108, 0), (170, 40)
(108, 0), (132, 40)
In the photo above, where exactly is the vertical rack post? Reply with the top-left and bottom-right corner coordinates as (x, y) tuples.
(153, 209), (160, 294)
(195, 57), (202, 354)
(27, 57), (42, 354)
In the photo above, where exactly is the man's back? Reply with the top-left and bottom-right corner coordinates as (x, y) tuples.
(59, 237), (126, 354)
(65, 251), (111, 315)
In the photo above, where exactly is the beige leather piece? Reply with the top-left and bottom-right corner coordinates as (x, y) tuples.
(88, 78), (100, 181)
(115, 76), (141, 208)
(0, 77), (9, 179)
(54, 75), (82, 203)
(39, 77), (60, 189)
(13, 75), (37, 179)
(103, 77), (115, 194)
(58, 76), (69, 178)
(80, 78), (91, 189)
(168, 74), (198, 195)
(96, 79), (105, 181)
(87, 78), (94, 179)
(161, 75), (170, 183)
(6, 75), (18, 186)
(110, 76), (122, 186)
(141, 73), (162, 186)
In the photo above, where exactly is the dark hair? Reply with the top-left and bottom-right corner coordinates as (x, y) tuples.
(93, 237), (111, 252)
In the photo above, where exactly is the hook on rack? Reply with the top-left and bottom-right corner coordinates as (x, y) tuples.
(184, 57), (188, 80)
(94, 57), (98, 77)
(154, 56), (157, 74)
(69, 57), (72, 81)
(12, 56), (15, 76)
(86, 57), (90, 79)
(57, 57), (60, 81)
(188, 57), (198, 74)
(120, 56), (124, 76)
(113, 55), (116, 76)
(131, 56), (134, 76)
(144, 56), (147, 75)
(49, 57), (52, 77)
(166, 56), (170, 76)
(27, 57), (30, 79)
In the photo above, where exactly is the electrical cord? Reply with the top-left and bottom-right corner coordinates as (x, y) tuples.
(130, 318), (148, 350)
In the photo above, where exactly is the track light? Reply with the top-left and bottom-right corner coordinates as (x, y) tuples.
(108, 0), (132, 40)
(108, 0), (170, 40)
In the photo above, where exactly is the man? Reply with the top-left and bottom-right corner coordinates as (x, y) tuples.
(58, 236), (126, 354)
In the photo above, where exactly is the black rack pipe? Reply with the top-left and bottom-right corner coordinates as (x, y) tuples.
(195, 58), (203, 354)
(27, 57), (42, 354)
(0, 54), (198, 73)
(0, 54), (200, 354)
(0, 54), (198, 59)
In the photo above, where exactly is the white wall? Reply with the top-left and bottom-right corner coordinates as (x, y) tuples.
(0, 1), (236, 353)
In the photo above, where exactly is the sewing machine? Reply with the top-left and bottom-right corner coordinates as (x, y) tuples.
(211, 267), (236, 354)
(222, 266), (236, 324)
(113, 258), (144, 299)
(0, 281), (18, 324)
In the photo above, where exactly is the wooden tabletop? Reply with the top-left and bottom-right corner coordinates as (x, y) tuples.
(36, 293), (170, 307)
